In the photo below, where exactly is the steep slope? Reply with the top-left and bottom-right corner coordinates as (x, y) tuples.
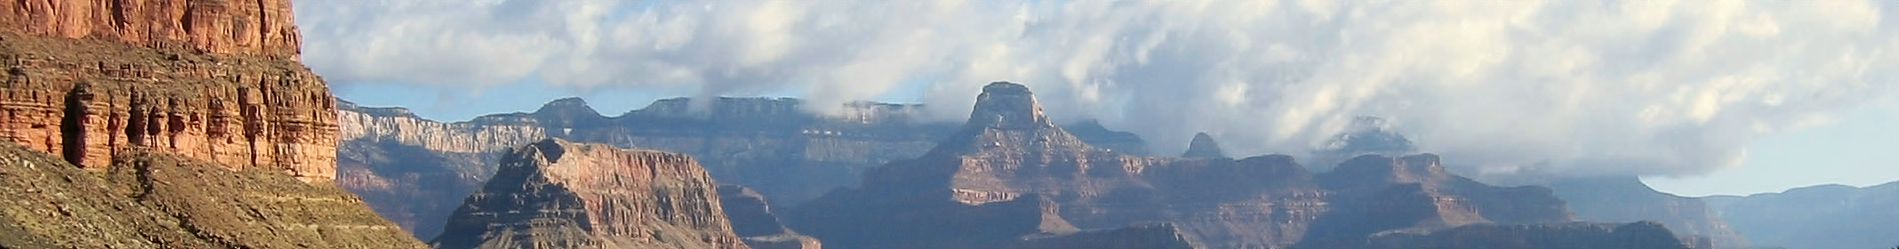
(431, 139), (748, 249)
(1704, 182), (1899, 249)
(1547, 177), (1746, 248)
(337, 96), (1149, 238)
(790, 82), (1587, 249)
(720, 185), (823, 249)
(0, 144), (424, 248)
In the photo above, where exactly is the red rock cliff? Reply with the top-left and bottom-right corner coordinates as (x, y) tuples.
(1, 0), (302, 60)
(0, 0), (335, 181)
(431, 139), (748, 249)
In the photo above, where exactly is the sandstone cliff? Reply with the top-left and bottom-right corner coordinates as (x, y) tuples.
(0, 17), (336, 182)
(0, 143), (424, 248)
(0, 0), (303, 60)
(788, 82), (1589, 249)
(431, 139), (748, 249)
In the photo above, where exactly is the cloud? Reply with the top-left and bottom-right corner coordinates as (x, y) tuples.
(296, 0), (1899, 177)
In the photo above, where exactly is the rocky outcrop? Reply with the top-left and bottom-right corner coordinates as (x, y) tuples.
(0, 143), (423, 248)
(1180, 132), (1225, 158)
(430, 139), (747, 249)
(0, 0), (303, 60)
(0, 19), (336, 182)
(721, 185), (822, 249)
(1703, 182), (1899, 249)
(789, 82), (1576, 249)
(1547, 176), (1746, 248)
(1356, 222), (1693, 249)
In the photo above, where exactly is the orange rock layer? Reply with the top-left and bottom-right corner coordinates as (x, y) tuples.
(0, 25), (335, 181)
(0, 0), (302, 60)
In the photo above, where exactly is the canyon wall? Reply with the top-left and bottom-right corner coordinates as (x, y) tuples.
(0, 0), (302, 60)
(0, 0), (335, 181)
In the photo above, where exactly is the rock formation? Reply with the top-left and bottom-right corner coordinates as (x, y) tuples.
(1180, 132), (1226, 158)
(1356, 222), (1693, 249)
(0, 3), (336, 182)
(788, 82), (1595, 249)
(0, 0), (303, 60)
(721, 185), (822, 249)
(1703, 181), (1899, 249)
(336, 95), (1150, 238)
(430, 139), (748, 249)
(0, 1), (413, 248)
(1547, 176), (1746, 248)
(0, 143), (424, 248)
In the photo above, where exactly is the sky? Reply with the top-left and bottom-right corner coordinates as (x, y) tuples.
(298, 0), (1899, 197)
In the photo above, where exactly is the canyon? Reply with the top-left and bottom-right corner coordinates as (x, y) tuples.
(783, 82), (1686, 249)
(0, 0), (414, 248)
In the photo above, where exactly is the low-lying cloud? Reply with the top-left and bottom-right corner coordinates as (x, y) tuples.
(297, 0), (1899, 177)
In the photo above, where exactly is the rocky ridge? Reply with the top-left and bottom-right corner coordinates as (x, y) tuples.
(1546, 176), (1745, 248)
(788, 82), (1598, 249)
(337, 95), (1151, 238)
(430, 138), (748, 249)
(1703, 181), (1899, 249)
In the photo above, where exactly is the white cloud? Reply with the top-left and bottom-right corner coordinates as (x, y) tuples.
(296, 0), (1899, 177)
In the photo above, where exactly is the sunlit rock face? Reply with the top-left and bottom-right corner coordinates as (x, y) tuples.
(790, 82), (1589, 249)
(0, 0), (337, 181)
(431, 139), (748, 249)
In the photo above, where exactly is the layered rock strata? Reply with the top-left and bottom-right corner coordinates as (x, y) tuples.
(430, 139), (748, 249)
(0, 0), (303, 59)
(337, 96), (1150, 238)
(0, 11), (335, 182)
(789, 82), (1592, 248)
